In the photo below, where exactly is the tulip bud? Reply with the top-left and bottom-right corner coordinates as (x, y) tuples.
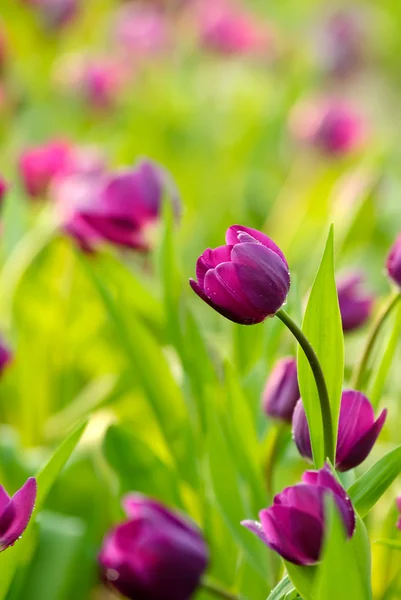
(25, 0), (79, 30)
(262, 357), (299, 423)
(242, 464), (355, 565)
(293, 390), (386, 472)
(198, 1), (271, 56)
(19, 140), (76, 199)
(337, 272), (374, 332)
(0, 478), (37, 551)
(0, 176), (7, 205)
(78, 158), (180, 251)
(386, 234), (401, 288)
(0, 338), (12, 374)
(99, 494), (209, 600)
(289, 98), (366, 156)
(190, 225), (290, 325)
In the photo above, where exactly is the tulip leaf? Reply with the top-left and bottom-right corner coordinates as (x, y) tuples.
(315, 500), (372, 599)
(374, 539), (401, 550)
(266, 576), (295, 600)
(348, 445), (401, 517)
(297, 225), (344, 467)
(284, 562), (316, 600)
(0, 419), (88, 600)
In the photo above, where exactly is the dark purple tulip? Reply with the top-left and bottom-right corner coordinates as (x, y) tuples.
(0, 478), (37, 551)
(77, 159), (180, 251)
(190, 225), (290, 325)
(0, 338), (12, 374)
(262, 357), (299, 423)
(318, 10), (366, 78)
(293, 390), (387, 472)
(386, 235), (401, 287)
(242, 464), (355, 565)
(99, 494), (209, 600)
(337, 272), (374, 332)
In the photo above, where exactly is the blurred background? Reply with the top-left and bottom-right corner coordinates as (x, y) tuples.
(1, 0), (401, 598)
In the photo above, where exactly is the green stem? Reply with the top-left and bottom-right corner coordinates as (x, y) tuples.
(276, 309), (335, 465)
(351, 292), (401, 391)
(201, 580), (241, 600)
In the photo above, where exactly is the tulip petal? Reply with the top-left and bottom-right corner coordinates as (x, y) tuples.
(336, 409), (387, 472)
(0, 487), (10, 515)
(336, 390), (376, 467)
(189, 278), (257, 324)
(275, 484), (323, 523)
(241, 520), (268, 545)
(231, 243), (290, 315)
(226, 225), (288, 267)
(195, 246), (233, 288)
(292, 399), (313, 461)
(0, 478), (36, 550)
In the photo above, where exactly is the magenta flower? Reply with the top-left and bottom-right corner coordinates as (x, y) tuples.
(19, 140), (76, 199)
(198, 0), (271, 56)
(262, 357), (299, 423)
(0, 338), (12, 374)
(190, 225), (290, 325)
(0, 478), (36, 551)
(242, 465), (355, 565)
(293, 390), (387, 472)
(396, 497), (401, 530)
(386, 234), (401, 287)
(113, 3), (169, 58)
(75, 159), (179, 251)
(290, 98), (366, 156)
(99, 494), (208, 600)
(337, 272), (374, 332)
(0, 175), (7, 205)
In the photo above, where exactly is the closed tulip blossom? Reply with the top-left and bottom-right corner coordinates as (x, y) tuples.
(23, 0), (79, 29)
(262, 357), (300, 423)
(289, 98), (366, 156)
(99, 494), (209, 600)
(318, 10), (366, 78)
(242, 464), (355, 565)
(190, 225), (290, 325)
(293, 390), (386, 472)
(0, 478), (37, 551)
(198, 0), (271, 56)
(337, 272), (374, 332)
(0, 175), (7, 205)
(386, 235), (401, 287)
(0, 338), (12, 374)
(76, 159), (180, 251)
(19, 140), (76, 199)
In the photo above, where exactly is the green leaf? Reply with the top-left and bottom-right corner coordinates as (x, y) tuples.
(285, 562), (316, 600)
(348, 445), (401, 517)
(267, 576), (295, 600)
(102, 424), (183, 508)
(0, 420), (88, 600)
(374, 539), (401, 551)
(314, 501), (372, 600)
(297, 225), (344, 467)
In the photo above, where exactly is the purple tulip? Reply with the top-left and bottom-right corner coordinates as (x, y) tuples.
(76, 159), (180, 251)
(19, 140), (76, 199)
(293, 390), (387, 472)
(99, 494), (209, 600)
(386, 235), (401, 288)
(0, 176), (7, 205)
(337, 272), (374, 332)
(190, 225), (290, 325)
(23, 0), (79, 29)
(290, 98), (366, 156)
(0, 478), (37, 551)
(242, 464), (355, 565)
(262, 357), (300, 423)
(0, 338), (12, 374)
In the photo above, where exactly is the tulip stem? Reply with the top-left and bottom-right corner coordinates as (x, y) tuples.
(201, 580), (241, 600)
(351, 292), (401, 391)
(276, 309), (335, 465)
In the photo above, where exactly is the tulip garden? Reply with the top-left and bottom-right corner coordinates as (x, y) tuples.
(2, 0), (401, 599)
